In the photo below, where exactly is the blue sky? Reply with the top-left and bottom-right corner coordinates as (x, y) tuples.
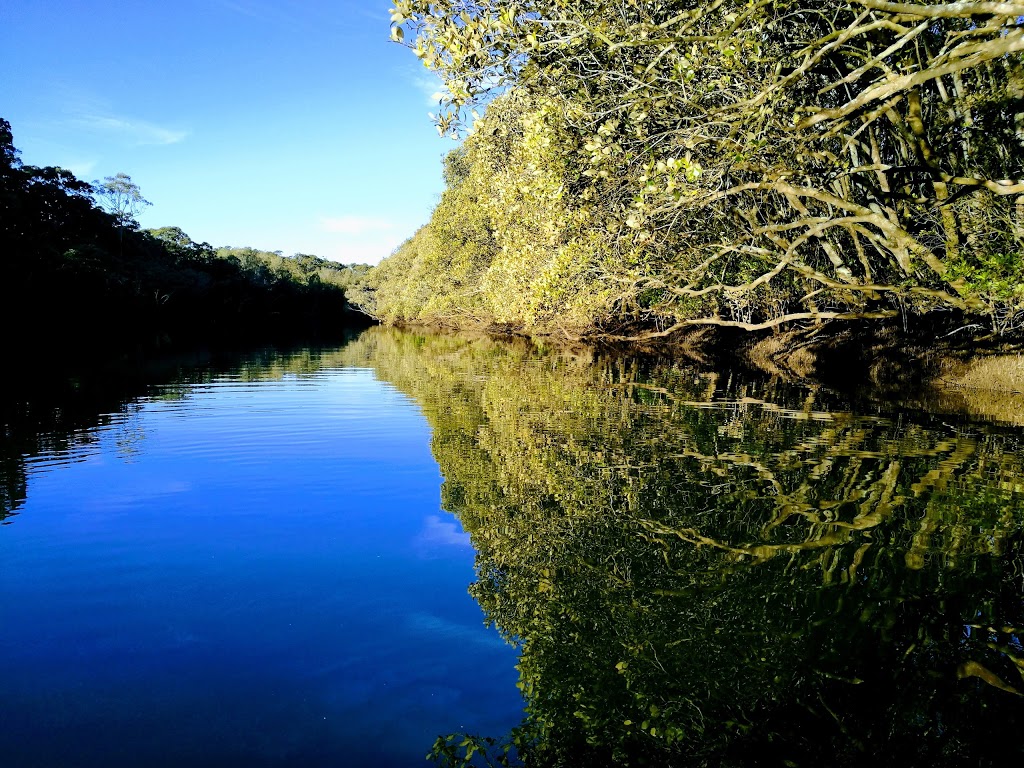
(0, 0), (454, 264)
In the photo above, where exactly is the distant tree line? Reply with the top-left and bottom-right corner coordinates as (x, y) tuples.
(0, 118), (370, 343)
(360, 1), (1024, 340)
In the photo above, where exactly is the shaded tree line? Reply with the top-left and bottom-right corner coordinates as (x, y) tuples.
(0, 118), (370, 343)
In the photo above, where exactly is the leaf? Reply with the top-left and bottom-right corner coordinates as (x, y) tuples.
(957, 661), (1023, 696)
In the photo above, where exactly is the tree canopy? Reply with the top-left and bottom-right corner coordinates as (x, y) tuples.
(0, 117), (369, 342)
(363, 1), (1024, 337)
(94, 172), (151, 230)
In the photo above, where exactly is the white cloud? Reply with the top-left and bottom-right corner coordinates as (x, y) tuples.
(75, 115), (189, 146)
(65, 159), (97, 178)
(314, 214), (418, 264)
(218, 0), (301, 27)
(216, 1), (355, 32)
(419, 515), (472, 548)
(411, 72), (449, 106)
(404, 611), (505, 646)
(356, 5), (390, 22)
(218, 0), (261, 19)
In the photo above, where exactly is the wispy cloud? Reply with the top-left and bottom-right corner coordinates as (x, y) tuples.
(356, 5), (390, 23)
(218, 0), (300, 27)
(405, 611), (505, 647)
(217, 0), (352, 32)
(218, 0), (264, 19)
(75, 115), (189, 146)
(411, 72), (449, 107)
(322, 237), (410, 266)
(65, 159), (98, 178)
(83, 480), (193, 512)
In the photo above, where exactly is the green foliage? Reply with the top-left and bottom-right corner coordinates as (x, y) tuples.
(946, 250), (1024, 332)
(358, 89), (616, 333)
(374, 1), (1024, 336)
(213, 245), (369, 292)
(427, 731), (532, 768)
(0, 117), (365, 340)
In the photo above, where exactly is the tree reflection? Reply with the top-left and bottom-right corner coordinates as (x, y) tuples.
(345, 327), (1024, 767)
(0, 343), (360, 524)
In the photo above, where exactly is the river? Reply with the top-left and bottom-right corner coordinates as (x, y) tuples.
(2, 328), (1022, 766)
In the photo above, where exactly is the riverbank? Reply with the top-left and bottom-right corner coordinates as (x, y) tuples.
(381, 316), (1024, 424)
(740, 322), (1024, 426)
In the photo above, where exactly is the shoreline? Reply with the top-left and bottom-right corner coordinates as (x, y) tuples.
(378, 317), (1024, 422)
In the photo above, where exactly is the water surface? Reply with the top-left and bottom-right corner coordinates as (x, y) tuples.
(0, 345), (522, 767)
(3, 331), (1024, 767)
(347, 328), (1024, 767)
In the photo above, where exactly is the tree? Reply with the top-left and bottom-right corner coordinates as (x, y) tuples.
(93, 172), (151, 230)
(147, 225), (194, 249)
(0, 117), (19, 170)
(387, 0), (1024, 335)
(1, 117), (362, 337)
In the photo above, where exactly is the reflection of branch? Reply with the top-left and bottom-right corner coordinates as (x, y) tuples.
(614, 383), (891, 425)
(639, 426), (982, 570)
(854, 1), (1024, 18)
(607, 383), (995, 567)
(957, 661), (1023, 696)
(909, 438), (978, 496)
(638, 516), (857, 563)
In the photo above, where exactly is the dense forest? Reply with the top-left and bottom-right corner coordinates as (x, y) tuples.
(359, 1), (1024, 340)
(0, 118), (369, 342)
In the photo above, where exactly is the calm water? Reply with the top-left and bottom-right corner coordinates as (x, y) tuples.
(0, 344), (522, 767)
(3, 330), (1024, 767)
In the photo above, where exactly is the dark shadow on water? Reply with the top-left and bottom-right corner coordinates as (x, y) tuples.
(0, 330), (366, 524)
